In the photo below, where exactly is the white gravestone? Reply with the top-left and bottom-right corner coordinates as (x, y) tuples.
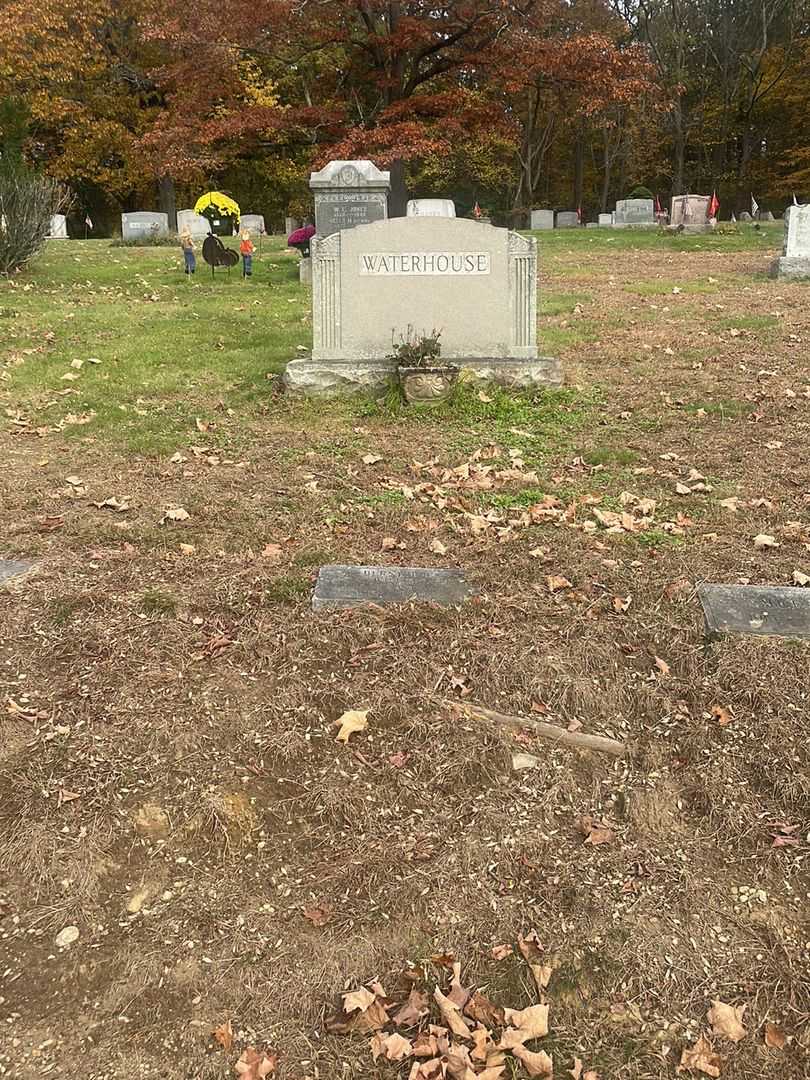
(613, 198), (656, 228)
(530, 209), (554, 230)
(121, 212), (169, 240)
(669, 195), (713, 233)
(770, 204), (810, 279)
(176, 209), (211, 238)
(556, 211), (579, 228)
(47, 214), (68, 238)
(598, 213), (613, 227)
(310, 160), (390, 240)
(240, 214), (266, 235)
(284, 216), (560, 395)
(407, 199), (455, 218)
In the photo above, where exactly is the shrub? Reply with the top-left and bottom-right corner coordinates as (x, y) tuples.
(0, 168), (70, 274)
(109, 235), (178, 248)
(627, 185), (655, 200)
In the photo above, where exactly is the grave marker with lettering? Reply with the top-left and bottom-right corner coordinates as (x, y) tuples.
(310, 160), (390, 240)
(284, 215), (561, 394)
(770, 204), (810, 279)
(312, 564), (473, 610)
(0, 558), (36, 586)
(698, 583), (810, 640)
(669, 195), (713, 234)
(121, 212), (169, 241)
(613, 198), (656, 228)
(530, 209), (554, 230)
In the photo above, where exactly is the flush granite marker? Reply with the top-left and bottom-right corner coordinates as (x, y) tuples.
(0, 559), (36, 586)
(312, 565), (473, 610)
(698, 583), (810, 640)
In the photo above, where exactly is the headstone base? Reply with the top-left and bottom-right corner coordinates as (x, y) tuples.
(613, 223), (659, 230)
(770, 256), (810, 280)
(283, 356), (562, 396)
(299, 257), (312, 285)
(667, 224), (714, 235)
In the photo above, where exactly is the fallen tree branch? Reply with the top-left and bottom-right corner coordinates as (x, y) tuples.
(449, 701), (628, 758)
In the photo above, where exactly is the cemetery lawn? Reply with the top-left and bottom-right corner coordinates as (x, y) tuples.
(1, 225), (808, 1079)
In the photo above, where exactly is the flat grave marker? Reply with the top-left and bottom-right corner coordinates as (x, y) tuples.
(0, 558), (36, 586)
(312, 564), (473, 611)
(698, 583), (810, 640)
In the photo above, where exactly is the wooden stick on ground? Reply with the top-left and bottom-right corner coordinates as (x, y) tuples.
(451, 701), (628, 758)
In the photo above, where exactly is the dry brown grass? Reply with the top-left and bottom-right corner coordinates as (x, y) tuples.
(1, 238), (809, 1079)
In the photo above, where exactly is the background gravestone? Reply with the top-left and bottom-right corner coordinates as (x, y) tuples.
(770, 204), (810, 279)
(48, 214), (68, 239)
(310, 160), (390, 239)
(176, 209), (211, 238)
(530, 209), (554, 230)
(285, 216), (301, 236)
(598, 213), (613, 226)
(240, 214), (266, 235)
(670, 195), (712, 233)
(406, 199), (456, 218)
(286, 215), (561, 394)
(121, 212), (169, 240)
(555, 211), (579, 228)
(613, 198), (655, 228)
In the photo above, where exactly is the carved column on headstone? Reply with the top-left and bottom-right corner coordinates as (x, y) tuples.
(508, 231), (537, 358)
(312, 233), (342, 360)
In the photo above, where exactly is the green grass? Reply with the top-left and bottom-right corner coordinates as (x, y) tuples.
(684, 398), (750, 417)
(714, 314), (780, 331)
(622, 279), (724, 296)
(140, 588), (178, 615)
(541, 291), (592, 316)
(3, 238), (305, 452)
(527, 221), (784, 254)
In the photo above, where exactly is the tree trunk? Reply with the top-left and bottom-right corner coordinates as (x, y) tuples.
(672, 105), (686, 195)
(573, 127), (585, 211)
(388, 159), (408, 217)
(601, 141), (612, 212)
(158, 175), (177, 232)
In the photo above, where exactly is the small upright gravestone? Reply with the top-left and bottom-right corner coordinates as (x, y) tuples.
(121, 212), (169, 240)
(48, 215), (68, 239)
(284, 216), (560, 395)
(310, 160), (390, 240)
(176, 209), (211, 238)
(240, 214), (266, 235)
(770, 204), (810, 279)
(530, 209), (554, 230)
(407, 199), (455, 218)
(555, 211), (579, 228)
(598, 213), (613, 227)
(613, 198), (656, 228)
(669, 195), (713, 234)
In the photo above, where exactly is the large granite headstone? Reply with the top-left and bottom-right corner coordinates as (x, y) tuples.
(240, 214), (266, 235)
(312, 564), (473, 610)
(614, 198), (656, 228)
(556, 211), (579, 228)
(530, 209), (554, 230)
(48, 215), (68, 239)
(121, 212), (169, 240)
(670, 195), (713, 234)
(699, 583), (810, 640)
(176, 209), (211, 238)
(284, 216), (561, 394)
(310, 160), (390, 240)
(770, 204), (810, 279)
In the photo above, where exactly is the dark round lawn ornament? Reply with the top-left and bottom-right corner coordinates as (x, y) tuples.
(202, 234), (240, 278)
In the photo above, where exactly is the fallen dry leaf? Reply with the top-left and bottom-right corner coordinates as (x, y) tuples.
(763, 1022), (786, 1049)
(381, 1032), (413, 1061)
(334, 709), (369, 743)
(512, 1045), (553, 1078)
(547, 574), (573, 592)
(429, 538), (448, 555)
(433, 986), (472, 1039)
(500, 1003), (549, 1048)
(343, 986), (376, 1013)
(179, 543), (196, 555)
(568, 1060), (583, 1080)
(654, 655), (671, 676)
(708, 1000), (747, 1043)
(234, 1047), (278, 1079)
(213, 1019), (233, 1051)
(302, 902), (333, 927)
(578, 815), (615, 846)
(792, 570), (810, 586)
(753, 533), (779, 549)
(161, 506), (190, 524)
(362, 453), (383, 465)
(392, 988), (430, 1028)
(676, 1034), (722, 1077)
(710, 705), (733, 727)
(261, 543), (283, 560)
(491, 943), (513, 960)
(464, 990), (504, 1028)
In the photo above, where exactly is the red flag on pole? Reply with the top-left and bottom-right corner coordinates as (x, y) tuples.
(577, 205), (583, 223)
(655, 194), (663, 216)
(708, 190), (720, 219)
(472, 201), (482, 219)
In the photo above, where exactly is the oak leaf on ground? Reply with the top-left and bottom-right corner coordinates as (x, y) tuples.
(464, 990), (505, 1028)
(578, 815), (615, 845)
(708, 1000), (747, 1042)
(547, 574), (573, 592)
(499, 1003), (549, 1048)
(302, 903), (332, 927)
(433, 986), (473, 1038)
(213, 1019), (233, 1051)
(710, 705), (733, 727)
(764, 1022), (786, 1049)
(491, 943), (513, 960)
(676, 1034), (722, 1077)
(392, 988), (430, 1027)
(343, 986), (376, 1013)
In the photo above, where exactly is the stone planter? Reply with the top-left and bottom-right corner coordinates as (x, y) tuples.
(398, 365), (459, 403)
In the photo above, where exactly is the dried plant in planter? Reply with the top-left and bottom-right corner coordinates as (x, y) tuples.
(388, 326), (459, 403)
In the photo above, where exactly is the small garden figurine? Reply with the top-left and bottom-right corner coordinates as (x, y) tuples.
(180, 229), (196, 275)
(240, 228), (255, 278)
